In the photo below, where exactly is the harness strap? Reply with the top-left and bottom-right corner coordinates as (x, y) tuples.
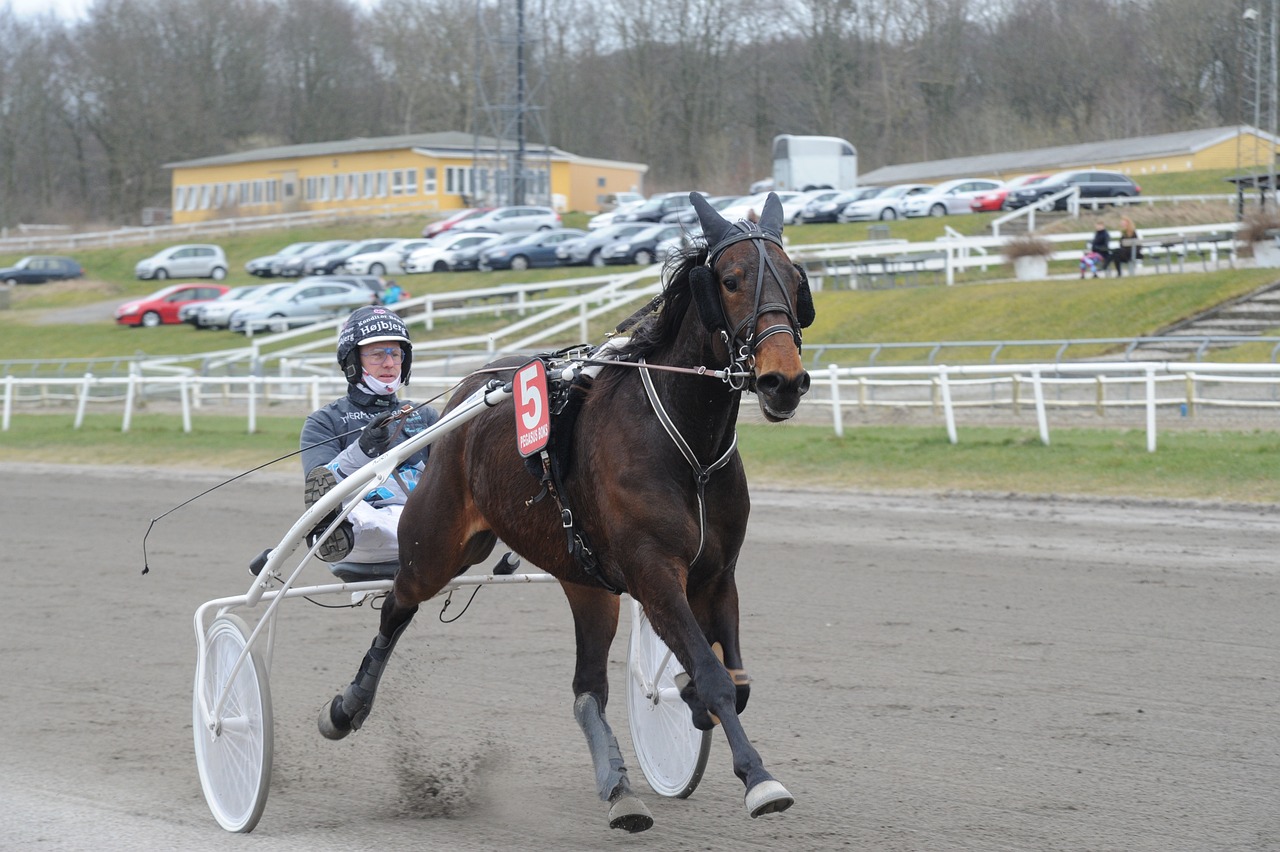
(638, 358), (737, 567)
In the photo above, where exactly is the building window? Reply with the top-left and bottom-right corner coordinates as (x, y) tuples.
(391, 170), (404, 196)
(334, 174), (345, 201)
(267, 180), (278, 203)
(446, 166), (473, 196)
(362, 172), (373, 198)
(404, 168), (417, 195)
(423, 167), (437, 194)
(376, 171), (388, 197)
(597, 176), (606, 187)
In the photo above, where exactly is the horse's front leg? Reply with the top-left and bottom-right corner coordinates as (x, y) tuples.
(643, 582), (794, 819)
(562, 583), (653, 833)
(685, 567), (752, 722)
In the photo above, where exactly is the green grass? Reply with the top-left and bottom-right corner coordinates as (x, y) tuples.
(739, 422), (1280, 503)
(1, 413), (1275, 503)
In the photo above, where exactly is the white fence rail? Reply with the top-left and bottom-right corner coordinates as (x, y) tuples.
(6, 361), (1280, 453)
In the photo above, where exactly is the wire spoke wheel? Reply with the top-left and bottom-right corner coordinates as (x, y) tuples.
(193, 614), (273, 833)
(626, 601), (710, 798)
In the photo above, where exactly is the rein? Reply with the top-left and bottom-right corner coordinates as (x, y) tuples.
(637, 358), (737, 568)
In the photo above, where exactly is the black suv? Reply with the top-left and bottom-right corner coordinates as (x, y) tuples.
(1005, 170), (1141, 211)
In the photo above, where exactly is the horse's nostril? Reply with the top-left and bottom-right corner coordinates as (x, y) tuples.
(798, 372), (811, 395)
(756, 374), (782, 396)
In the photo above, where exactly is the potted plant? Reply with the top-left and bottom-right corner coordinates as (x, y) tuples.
(1238, 208), (1280, 268)
(1002, 233), (1055, 280)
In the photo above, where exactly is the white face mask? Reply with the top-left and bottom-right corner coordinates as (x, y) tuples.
(360, 370), (402, 397)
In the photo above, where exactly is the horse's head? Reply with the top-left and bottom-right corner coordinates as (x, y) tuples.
(688, 192), (813, 421)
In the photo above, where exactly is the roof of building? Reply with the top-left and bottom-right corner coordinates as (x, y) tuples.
(164, 131), (647, 172)
(858, 126), (1280, 184)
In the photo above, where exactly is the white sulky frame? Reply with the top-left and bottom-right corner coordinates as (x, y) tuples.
(191, 377), (709, 833)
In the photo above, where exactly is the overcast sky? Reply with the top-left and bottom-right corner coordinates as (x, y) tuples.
(4, 0), (381, 20)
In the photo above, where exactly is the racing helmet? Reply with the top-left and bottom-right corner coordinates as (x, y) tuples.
(337, 305), (413, 385)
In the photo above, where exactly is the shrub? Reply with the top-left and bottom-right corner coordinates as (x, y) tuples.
(1001, 233), (1055, 261)
(1237, 207), (1280, 244)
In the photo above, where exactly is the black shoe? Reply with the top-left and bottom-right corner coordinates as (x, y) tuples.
(305, 466), (354, 563)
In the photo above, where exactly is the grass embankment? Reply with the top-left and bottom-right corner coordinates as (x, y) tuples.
(2, 414), (1276, 504)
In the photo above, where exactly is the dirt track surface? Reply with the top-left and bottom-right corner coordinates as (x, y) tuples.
(2, 463), (1277, 851)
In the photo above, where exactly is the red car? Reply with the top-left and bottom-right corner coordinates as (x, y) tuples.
(421, 207), (494, 238)
(115, 282), (229, 327)
(970, 174), (1050, 213)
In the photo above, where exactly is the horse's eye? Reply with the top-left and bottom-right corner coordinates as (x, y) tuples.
(721, 275), (739, 293)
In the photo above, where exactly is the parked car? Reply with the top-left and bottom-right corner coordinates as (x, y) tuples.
(556, 222), (656, 267)
(656, 226), (703, 263)
(179, 284), (268, 327)
(716, 191), (806, 225)
(448, 233), (522, 272)
(403, 231), (504, 273)
(0, 255), (83, 286)
(901, 178), (1003, 217)
(342, 239), (433, 276)
(422, 207), (492, 238)
(599, 223), (683, 266)
(614, 192), (703, 223)
(451, 205), (561, 234)
(838, 183), (933, 222)
(588, 199), (647, 230)
(134, 244), (227, 281)
(192, 283), (295, 330)
(115, 282), (229, 327)
(661, 195), (741, 226)
(307, 238), (400, 276)
(275, 240), (352, 277)
(228, 277), (379, 334)
(244, 242), (316, 277)
(478, 228), (587, 271)
(800, 187), (881, 224)
(969, 174), (1050, 213)
(1005, 170), (1142, 211)
(784, 189), (844, 224)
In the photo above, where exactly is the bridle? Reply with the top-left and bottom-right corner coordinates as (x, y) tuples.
(703, 224), (806, 391)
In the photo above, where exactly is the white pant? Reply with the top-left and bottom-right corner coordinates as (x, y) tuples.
(346, 502), (403, 564)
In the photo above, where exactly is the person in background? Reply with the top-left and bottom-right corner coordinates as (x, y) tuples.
(380, 278), (404, 306)
(1110, 216), (1140, 276)
(1089, 220), (1111, 276)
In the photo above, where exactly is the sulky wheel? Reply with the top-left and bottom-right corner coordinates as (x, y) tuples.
(625, 600), (710, 798)
(193, 613), (273, 833)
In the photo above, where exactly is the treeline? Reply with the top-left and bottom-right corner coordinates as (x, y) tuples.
(0, 0), (1253, 226)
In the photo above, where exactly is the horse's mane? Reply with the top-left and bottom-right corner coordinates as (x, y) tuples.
(592, 241), (709, 396)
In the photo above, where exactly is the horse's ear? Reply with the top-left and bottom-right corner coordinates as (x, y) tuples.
(688, 265), (724, 332)
(793, 263), (815, 328)
(691, 192), (734, 248)
(759, 192), (784, 238)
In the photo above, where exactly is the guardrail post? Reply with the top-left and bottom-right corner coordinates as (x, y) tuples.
(2, 374), (13, 430)
(180, 376), (192, 433)
(1145, 365), (1157, 453)
(828, 365), (843, 438)
(247, 375), (258, 434)
(1184, 374), (1195, 417)
(75, 372), (93, 429)
(122, 366), (138, 432)
(1031, 367), (1049, 445)
(939, 365), (957, 444)
(579, 301), (589, 341)
(1095, 376), (1105, 416)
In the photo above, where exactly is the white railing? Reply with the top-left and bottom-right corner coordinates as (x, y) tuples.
(0, 201), (442, 254)
(6, 361), (1280, 453)
(814, 361), (1280, 451)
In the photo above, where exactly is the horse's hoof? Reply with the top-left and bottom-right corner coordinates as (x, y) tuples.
(318, 696), (352, 741)
(745, 779), (794, 818)
(608, 793), (654, 833)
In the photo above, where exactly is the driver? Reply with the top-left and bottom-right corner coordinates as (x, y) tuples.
(299, 305), (440, 568)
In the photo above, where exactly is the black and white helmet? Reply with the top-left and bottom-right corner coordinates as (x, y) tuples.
(337, 306), (412, 385)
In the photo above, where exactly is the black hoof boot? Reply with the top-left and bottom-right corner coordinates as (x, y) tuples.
(248, 548), (271, 576)
(318, 695), (353, 741)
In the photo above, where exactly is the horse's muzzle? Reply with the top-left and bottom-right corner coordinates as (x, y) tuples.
(754, 370), (810, 422)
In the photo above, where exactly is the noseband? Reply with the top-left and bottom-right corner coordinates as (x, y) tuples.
(705, 226), (805, 390)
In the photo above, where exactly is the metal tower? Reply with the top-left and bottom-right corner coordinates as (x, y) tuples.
(1240, 1), (1279, 209)
(470, 0), (552, 208)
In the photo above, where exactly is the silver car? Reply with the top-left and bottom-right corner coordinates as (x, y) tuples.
(900, 178), (1002, 218)
(194, 283), (294, 330)
(451, 205), (561, 234)
(134, 244), (228, 281)
(228, 277), (378, 334)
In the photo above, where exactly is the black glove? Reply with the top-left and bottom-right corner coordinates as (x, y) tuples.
(358, 410), (396, 457)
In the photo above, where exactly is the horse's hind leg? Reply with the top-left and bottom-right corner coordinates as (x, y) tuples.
(318, 592), (419, 740)
(562, 584), (653, 833)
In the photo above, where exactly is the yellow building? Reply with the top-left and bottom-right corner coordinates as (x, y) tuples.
(164, 131), (648, 225)
(859, 126), (1280, 185)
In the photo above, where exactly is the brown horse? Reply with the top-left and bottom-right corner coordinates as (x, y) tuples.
(318, 192), (814, 831)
